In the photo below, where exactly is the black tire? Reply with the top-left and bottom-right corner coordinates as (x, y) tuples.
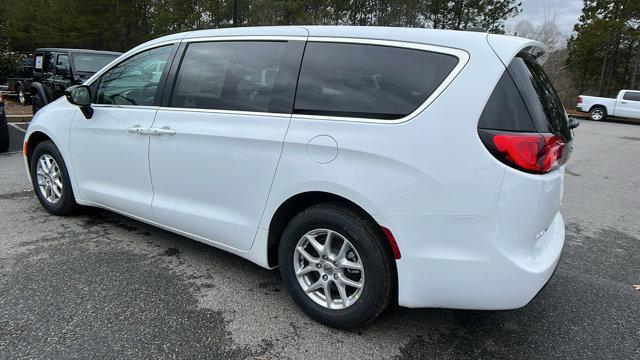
(29, 140), (77, 215)
(278, 204), (395, 329)
(589, 106), (606, 121)
(32, 93), (44, 114)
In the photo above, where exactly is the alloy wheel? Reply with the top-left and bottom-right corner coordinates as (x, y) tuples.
(591, 109), (604, 120)
(36, 154), (63, 204)
(293, 228), (365, 310)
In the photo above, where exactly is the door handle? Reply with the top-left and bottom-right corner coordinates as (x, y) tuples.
(621, 101), (628, 104)
(125, 125), (149, 134)
(150, 127), (176, 136)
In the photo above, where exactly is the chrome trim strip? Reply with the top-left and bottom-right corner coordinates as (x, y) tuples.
(92, 104), (159, 110)
(296, 37), (470, 124)
(184, 35), (306, 43)
(157, 106), (291, 118)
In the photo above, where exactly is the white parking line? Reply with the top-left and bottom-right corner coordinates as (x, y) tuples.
(8, 123), (27, 133)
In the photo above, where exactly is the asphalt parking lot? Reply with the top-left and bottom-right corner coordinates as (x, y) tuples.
(1, 120), (639, 359)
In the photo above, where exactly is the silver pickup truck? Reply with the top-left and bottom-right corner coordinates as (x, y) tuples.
(577, 90), (640, 121)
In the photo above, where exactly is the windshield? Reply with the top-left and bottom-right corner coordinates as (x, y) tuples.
(72, 53), (119, 73)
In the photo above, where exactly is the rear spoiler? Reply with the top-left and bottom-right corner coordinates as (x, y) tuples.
(486, 33), (548, 66)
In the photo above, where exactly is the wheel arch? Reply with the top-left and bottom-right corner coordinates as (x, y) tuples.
(589, 104), (608, 114)
(25, 131), (53, 163)
(29, 82), (49, 105)
(265, 191), (398, 269)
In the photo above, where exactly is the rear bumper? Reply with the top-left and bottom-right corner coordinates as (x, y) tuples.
(393, 168), (566, 309)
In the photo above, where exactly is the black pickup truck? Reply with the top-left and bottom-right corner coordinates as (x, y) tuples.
(9, 48), (121, 113)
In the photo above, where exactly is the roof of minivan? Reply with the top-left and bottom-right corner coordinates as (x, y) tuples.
(124, 26), (547, 66)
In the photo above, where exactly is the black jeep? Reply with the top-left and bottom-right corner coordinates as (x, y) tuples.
(29, 48), (121, 113)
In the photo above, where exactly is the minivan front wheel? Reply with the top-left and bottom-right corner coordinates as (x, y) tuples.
(30, 140), (77, 215)
(279, 204), (394, 329)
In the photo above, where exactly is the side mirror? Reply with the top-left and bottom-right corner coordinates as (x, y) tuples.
(65, 85), (93, 119)
(55, 64), (69, 77)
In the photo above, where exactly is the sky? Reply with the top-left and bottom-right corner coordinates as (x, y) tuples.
(505, 0), (584, 36)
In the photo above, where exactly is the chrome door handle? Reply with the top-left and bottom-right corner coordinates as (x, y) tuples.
(150, 127), (176, 136)
(125, 125), (148, 134)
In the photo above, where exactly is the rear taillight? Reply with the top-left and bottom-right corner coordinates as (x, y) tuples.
(577, 96), (583, 104)
(479, 130), (566, 174)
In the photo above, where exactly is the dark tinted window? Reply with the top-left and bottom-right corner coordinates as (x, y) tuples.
(507, 54), (572, 141)
(93, 45), (172, 106)
(72, 53), (119, 73)
(294, 42), (458, 120)
(478, 71), (535, 131)
(44, 52), (55, 73)
(56, 54), (69, 68)
(623, 91), (640, 101)
(171, 41), (287, 113)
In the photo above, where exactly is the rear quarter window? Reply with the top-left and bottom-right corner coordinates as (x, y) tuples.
(507, 54), (572, 141)
(294, 42), (459, 120)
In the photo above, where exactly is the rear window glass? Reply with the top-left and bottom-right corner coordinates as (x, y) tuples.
(294, 42), (458, 120)
(507, 55), (572, 141)
(623, 91), (640, 101)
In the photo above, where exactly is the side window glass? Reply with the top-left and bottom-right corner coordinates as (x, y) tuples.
(34, 53), (44, 73)
(56, 54), (69, 68)
(623, 91), (640, 102)
(294, 42), (458, 120)
(170, 41), (287, 113)
(93, 45), (172, 106)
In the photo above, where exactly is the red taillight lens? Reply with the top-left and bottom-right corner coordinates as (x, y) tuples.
(577, 96), (583, 104)
(489, 132), (566, 174)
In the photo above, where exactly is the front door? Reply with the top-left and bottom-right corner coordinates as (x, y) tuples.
(148, 40), (303, 251)
(69, 45), (175, 219)
(617, 91), (640, 119)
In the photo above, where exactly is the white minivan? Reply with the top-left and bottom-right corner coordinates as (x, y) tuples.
(24, 26), (575, 329)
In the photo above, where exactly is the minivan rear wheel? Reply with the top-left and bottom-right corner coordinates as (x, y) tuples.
(278, 204), (394, 329)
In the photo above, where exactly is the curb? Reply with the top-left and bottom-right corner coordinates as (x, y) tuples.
(7, 115), (32, 123)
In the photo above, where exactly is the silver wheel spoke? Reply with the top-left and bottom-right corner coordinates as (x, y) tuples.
(39, 158), (50, 174)
(336, 282), (349, 307)
(338, 274), (363, 289)
(305, 280), (322, 293)
(338, 259), (362, 271)
(322, 281), (332, 306)
(324, 230), (333, 257)
(336, 240), (348, 261)
(305, 234), (324, 255)
(296, 246), (318, 264)
(295, 264), (316, 277)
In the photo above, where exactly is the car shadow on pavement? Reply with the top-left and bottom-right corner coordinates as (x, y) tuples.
(5, 203), (635, 359)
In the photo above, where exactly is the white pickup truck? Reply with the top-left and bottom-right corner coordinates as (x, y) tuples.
(577, 90), (640, 121)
